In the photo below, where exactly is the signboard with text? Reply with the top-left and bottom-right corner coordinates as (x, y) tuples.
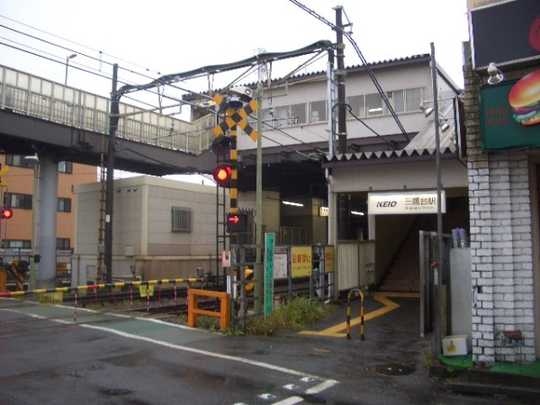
(264, 233), (275, 317)
(368, 191), (446, 215)
(471, 0), (540, 69)
(324, 246), (334, 273)
(273, 253), (288, 280)
(291, 246), (312, 278)
(480, 72), (540, 150)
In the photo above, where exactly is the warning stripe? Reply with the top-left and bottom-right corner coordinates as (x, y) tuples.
(0, 277), (201, 298)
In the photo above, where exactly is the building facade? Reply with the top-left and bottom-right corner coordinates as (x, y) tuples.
(74, 176), (218, 284)
(464, 0), (539, 362)
(0, 153), (96, 255)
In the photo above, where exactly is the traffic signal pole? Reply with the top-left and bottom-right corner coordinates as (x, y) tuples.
(254, 63), (264, 315)
(105, 64), (119, 284)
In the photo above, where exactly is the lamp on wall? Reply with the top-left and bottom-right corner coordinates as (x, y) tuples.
(487, 62), (504, 85)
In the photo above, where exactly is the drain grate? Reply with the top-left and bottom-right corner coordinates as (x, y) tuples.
(375, 363), (415, 376)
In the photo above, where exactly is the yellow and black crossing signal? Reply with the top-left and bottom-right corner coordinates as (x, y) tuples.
(212, 164), (233, 187)
(0, 163), (9, 187)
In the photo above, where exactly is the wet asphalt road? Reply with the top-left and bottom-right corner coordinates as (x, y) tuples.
(0, 298), (524, 405)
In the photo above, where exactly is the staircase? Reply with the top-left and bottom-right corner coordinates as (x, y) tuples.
(379, 216), (434, 293)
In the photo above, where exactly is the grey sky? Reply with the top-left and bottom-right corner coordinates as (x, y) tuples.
(0, 0), (469, 182)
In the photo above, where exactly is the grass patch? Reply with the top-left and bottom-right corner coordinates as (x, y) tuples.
(245, 297), (334, 336)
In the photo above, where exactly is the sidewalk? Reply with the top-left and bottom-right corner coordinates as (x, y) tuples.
(433, 355), (540, 403)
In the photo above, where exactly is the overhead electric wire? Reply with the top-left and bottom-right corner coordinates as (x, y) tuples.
(0, 40), (199, 110)
(287, 0), (410, 142)
(345, 104), (397, 150)
(0, 13), (162, 76)
(0, 22), (213, 103)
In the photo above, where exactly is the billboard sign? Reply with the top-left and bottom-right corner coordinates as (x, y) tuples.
(291, 246), (312, 278)
(480, 70), (540, 149)
(470, 0), (540, 69)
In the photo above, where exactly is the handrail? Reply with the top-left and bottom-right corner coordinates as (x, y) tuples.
(0, 64), (214, 154)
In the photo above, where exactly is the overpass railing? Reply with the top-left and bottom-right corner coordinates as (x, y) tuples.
(0, 64), (214, 154)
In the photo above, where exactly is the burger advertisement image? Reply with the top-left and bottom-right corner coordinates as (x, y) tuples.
(508, 70), (540, 127)
(480, 69), (540, 150)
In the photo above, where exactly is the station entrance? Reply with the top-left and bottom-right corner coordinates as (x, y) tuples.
(335, 188), (469, 294)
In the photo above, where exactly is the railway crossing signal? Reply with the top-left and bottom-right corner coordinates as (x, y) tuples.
(212, 165), (233, 187)
(1, 208), (13, 219)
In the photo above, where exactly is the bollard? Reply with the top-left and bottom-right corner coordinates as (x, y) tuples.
(346, 288), (365, 341)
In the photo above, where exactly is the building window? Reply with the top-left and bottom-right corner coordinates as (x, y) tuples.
(348, 95), (365, 117)
(365, 93), (383, 116)
(405, 88), (423, 112)
(386, 90), (405, 113)
(4, 193), (32, 209)
(290, 103), (307, 125)
(171, 207), (191, 233)
(1, 240), (32, 249)
(56, 238), (70, 250)
(57, 161), (73, 174)
(309, 100), (327, 123)
(273, 106), (289, 128)
(5, 154), (33, 168)
(57, 198), (72, 213)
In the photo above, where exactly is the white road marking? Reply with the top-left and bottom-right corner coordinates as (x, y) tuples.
(79, 323), (323, 379)
(272, 396), (303, 405)
(300, 376), (317, 383)
(258, 393), (277, 400)
(304, 379), (338, 395)
(54, 304), (98, 313)
(2, 306), (338, 388)
(106, 312), (132, 319)
(283, 384), (299, 391)
(134, 316), (201, 331)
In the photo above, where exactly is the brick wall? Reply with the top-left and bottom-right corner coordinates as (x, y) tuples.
(463, 43), (536, 363)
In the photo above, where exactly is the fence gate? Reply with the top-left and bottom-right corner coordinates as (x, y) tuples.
(419, 231), (451, 337)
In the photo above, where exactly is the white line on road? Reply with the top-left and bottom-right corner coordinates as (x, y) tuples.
(134, 316), (201, 331)
(272, 396), (304, 405)
(1, 306), (339, 389)
(79, 323), (323, 380)
(304, 379), (339, 395)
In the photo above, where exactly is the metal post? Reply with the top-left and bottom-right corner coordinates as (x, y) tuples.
(430, 42), (443, 357)
(254, 62), (264, 315)
(334, 6), (347, 154)
(105, 64), (119, 283)
(37, 152), (58, 288)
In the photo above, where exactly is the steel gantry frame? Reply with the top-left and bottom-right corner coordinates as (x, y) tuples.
(103, 41), (336, 299)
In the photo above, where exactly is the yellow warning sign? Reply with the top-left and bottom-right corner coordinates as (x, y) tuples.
(139, 285), (155, 298)
(324, 246), (335, 273)
(291, 246), (312, 278)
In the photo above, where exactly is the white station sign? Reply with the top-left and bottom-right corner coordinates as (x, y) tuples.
(368, 190), (446, 215)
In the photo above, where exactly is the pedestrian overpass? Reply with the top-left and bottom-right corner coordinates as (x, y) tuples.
(0, 64), (216, 175)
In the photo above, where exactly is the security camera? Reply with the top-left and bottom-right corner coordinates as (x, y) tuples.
(487, 62), (504, 85)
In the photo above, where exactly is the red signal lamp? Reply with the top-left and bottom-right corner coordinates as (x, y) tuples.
(1, 208), (13, 219)
(213, 164), (233, 187)
(227, 213), (240, 225)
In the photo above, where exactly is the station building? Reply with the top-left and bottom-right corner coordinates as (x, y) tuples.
(196, 53), (466, 296)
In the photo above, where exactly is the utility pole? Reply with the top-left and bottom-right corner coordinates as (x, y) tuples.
(334, 5), (347, 154)
(254, 62), (264, 315)
(105, 63), (119, 284)
(430, 42), (443, 357)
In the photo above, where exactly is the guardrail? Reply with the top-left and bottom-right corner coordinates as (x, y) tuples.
(0, 64), (214, 154)
(187, 288), (230, 331)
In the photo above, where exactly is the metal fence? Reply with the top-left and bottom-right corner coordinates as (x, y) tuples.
(0, 64), (215, 154)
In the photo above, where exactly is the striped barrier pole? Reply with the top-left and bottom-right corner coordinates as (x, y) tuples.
(346, 288), (365, 341)
(0, 277), (202, 298)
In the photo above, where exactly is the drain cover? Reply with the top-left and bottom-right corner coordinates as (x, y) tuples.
(375, 363), (415, 376)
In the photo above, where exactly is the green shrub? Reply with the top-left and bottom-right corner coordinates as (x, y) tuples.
(245, 297), (333, 336)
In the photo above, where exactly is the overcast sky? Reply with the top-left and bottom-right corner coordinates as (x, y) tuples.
(0, 0), (469, 182)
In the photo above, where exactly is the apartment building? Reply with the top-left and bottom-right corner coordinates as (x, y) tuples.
(0, 153), (96, 253)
